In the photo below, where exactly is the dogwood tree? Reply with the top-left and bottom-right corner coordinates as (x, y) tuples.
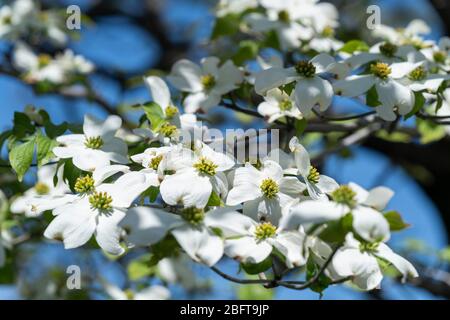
(1, 0), (449, 299)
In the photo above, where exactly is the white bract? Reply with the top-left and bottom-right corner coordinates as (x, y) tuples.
(226, 159), (303, 223)
(281, 182), (393, 243)
(103, 281), (170, 300)
(159, 142), (234, 209)
(10, 164), (70, 217)
(44, 171), (155, 255)
(329, 233), (418, 290)
(333, 61), (422, 121)
(168, 57), (243, 113)
(255, 53), (341, 115)
(53, 115), (129, 172)
(121, 206), (238, 266)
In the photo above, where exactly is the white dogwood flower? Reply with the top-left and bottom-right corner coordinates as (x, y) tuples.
(12, 43), (93, 84)
(44, 171), (155, 255)
(168, 57), (243, 113)
(226, 159), (304, 222)
(286, 137), (339, 200)
(10, 164), (70, 217)
(329, 233), (418, 291)
(333, 61), (423, 121)
(219, 210), (308, 267)
(0, 0), (35, 39)
(257, 88), (302, 123)
(159, 142), (234, 209)
(53, 114), (129, 172)
(103, 281), (170, 300)
(280, 182), (393, 243)
(255, 53), (341, 115)
(372, 19), (432, 47)
(120, 206), (240, 266)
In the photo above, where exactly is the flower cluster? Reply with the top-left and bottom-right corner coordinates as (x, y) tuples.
(8, 0), (450, 296)
(0, 0), (69, 45)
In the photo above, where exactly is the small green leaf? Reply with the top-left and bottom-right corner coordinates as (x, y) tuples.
(405, 92), (425, 119)
(241, 256), (272, 275)
(36, 132), (58, 167)
(9, 137), (36, 182)
(207, 191), (223, 207)
(384, 211), (410, 231)
(12, 112), (35, 139)
(211, 13), (240, 40)
(366, 85), (381, 107)
(294, 118), (307, 137)
(339, 40), (369, 54)
(438, 247), (450, 262)
(237, 283), (274, 300)
(306, 257), (332, 295)
(127, 254), (154, 281)
(143, 102), (165, 131)
(63, 159), (83, 192)
(417, 118), (446, 144)
(233, 40), (259, 65)
(141, 186), (160, 203)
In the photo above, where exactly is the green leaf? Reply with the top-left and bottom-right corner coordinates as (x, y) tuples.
(148, 235), (180, 266)
(237, 283), (274, 300)
(207, 191), (223, 207)
(39, 110), (68, 138)
(366, 85), (381, 107)
(8, 137), (36, 182)
(319, 213), (353, 244)
(233, 40), (259, 65)
(127, 254), (154, 281)
(143, 102), (166, 131)
(63, 159), (83, 192)
(241, 256), (272, 275)
(417, 118), (446, 144)
(294, 118), (307, 137)
(36, 132), (58, 167)
(306, 257), (332, 295)
(141, 186), (160, 203)
(211, 13), (240, 40)
(12, 112), (35, 139)
(405, 92), (425, 119)
(339, 40), (369, 54)
(0, 130), (12, 152)
(384, 211), (410, 231)
(438, 247), (450, 262)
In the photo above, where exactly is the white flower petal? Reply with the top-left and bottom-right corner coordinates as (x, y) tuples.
(352, 206), (390, 242)
(72, 149), (112, 172)
(120, 206), (182, 246)
(224, 236), (272, 264)
(376, 79), (414, 116)
(167, 59), (203, 92)
(294, 77), (333, 114)
(364, 186), (394, 210)
(95, 209), (126, 255)
(254, 67), (297, 94)
(145, 76), (171, 108)
(84, 114), (122, 141)
(376, 243), (418, 281)
(333, 75), (375, 97)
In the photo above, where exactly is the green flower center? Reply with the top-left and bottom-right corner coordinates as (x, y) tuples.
(379, 42), (398, 58)
(254, 222), (277, 240)
(38, 54), (52, 68)
(331, 185), (357, 207)
(260, 178), (279, 199)
(182, 207), (205, 225)
(2, 15), (12, 25)
(279, 99), (293, 111)
(370, 62), (391, 80)
(35, 182), (50, 195)
(193, 157), (218, 176)
(150, 155), (163, 170)
(321, 26), (335, 38)
(159, 122), (178, 137)
(84, 136), (104, 149)
(201, 74), (216, 90)
(433, 51), (446, 64)
(359, 241), (379, 253)
(278, 10), (290, 23)
(295, 60), (316, 78)
(165, 105), (179, 119)
(89, 191), (113, 210)
(74, 175), (95, 194)
(307, 166), (320, 184)
(408, 66), (427, 81)
(124, 289), (135, 300)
